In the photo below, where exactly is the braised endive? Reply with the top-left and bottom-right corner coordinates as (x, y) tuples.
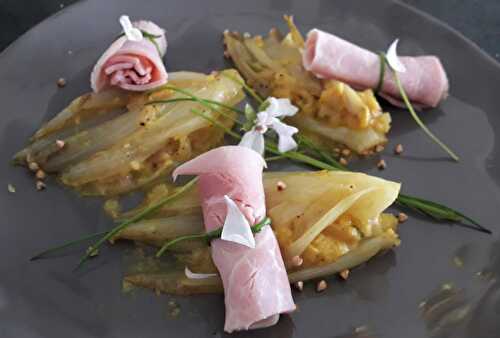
(121, 170), (401, 295)
(30, 72), (489, 269)
(179, 89), (489, 234)
(15, 70), (244, 196)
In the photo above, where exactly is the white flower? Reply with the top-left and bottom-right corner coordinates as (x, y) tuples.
(239, 97), (299, 155)
(386, 39), (406, 73)
(220, 195), (255, 248)
(184, 266), (217, 280)
(119, 15), (143, 42)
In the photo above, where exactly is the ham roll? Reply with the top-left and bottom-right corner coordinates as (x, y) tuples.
(303, 29), (449, 108)
(91, 18), (167, 92)
(173, 146), (295, 333)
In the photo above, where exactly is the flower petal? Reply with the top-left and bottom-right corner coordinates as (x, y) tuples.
(265, 97), (299, 118)
(255, 111), (271, 131)
(119, 15), (143, 42)
(185, 266), (217, 280)
(239, 129), (265, 156)
(275, 98), (299, 117)
(386, 39), (406, 73)
(221, 195), (255, 248)
(271, 119), (299, 153)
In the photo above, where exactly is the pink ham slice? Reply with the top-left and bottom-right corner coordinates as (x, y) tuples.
(91, 20), (167, 92)
(173, 146), (295, 333)
(303, 29), (449, 108)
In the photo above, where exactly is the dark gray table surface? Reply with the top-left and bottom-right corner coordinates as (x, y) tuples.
(0, 0), (499, 60)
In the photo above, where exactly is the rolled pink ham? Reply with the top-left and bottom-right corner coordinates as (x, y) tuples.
(173, 146), (295, 333)
(303, 29), (449, 108)
(91, 19), (167, 92)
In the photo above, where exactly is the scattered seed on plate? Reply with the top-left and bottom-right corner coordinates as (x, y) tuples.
(26, 153), (34, 163)
(57, 77), (66, 87)
(86, 246), (99, 257)
(169, 307), (180, 317)
(475, 270), (494, 280)
(377, 159), (386, 170)
(394, 143), (404, 155)
(36, 180), (46, 191)
(339, 157), (348, 166)
(7, 184), (16, 193)
(316, 280), (328, 292)
(453, 256), (464, 268)
(294, 281), (304, 292)
(55, 139), (65, 148)
(441, 282), (454, 291)
(276, 181), (287, 191)
(375, 144), (385, 153)
(397, 212), (408, 223)
(291, 255), (303, 267)
(28, 162), (39, 172)
(354, 326), (368, 334)
(341, 148), (351, 157)
(339, 269), (350, 280)
(35, 170), (46, 180)
(130, 161), (141, 171)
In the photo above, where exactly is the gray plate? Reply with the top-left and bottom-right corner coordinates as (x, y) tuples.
(0, 0), (499, 337)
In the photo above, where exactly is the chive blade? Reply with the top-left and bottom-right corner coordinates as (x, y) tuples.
(30, 230), (108, 261)
(384, 54), (459, 162)
(297, 134), (346, 170)
(220, 72), (264, 104)
(75, 178), (198, 270)
(154, 85), (244, 124)
(156, 217), (271, 257)
(155, 233), (207, 257)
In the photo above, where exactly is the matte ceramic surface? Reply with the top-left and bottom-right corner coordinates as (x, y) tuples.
(0, 1), (499, 337)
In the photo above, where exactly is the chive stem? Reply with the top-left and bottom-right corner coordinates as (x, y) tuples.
(156, 217), (271, 257)
(220, 72), (264, 104)
(190, 106), (489, 234)
(74, 178), (198, 270)
(265, 155), (288, 161)
(297, 134), (346, 170)
(30, 230), (108, 261)
(159, 86), (243, 124)
(30, 77), (487, 266)
(381, 53), (459, 162)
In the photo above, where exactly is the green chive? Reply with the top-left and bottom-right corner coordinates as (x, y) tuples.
(156, 217), (271, 257)
(381, 53), (459, 162)
(220, 72), (264, 104)
(30, 230), (108, 261)
(190, 102), (489, 234)
(74, 178), (198, 270)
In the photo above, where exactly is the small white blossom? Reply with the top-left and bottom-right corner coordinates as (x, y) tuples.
(239, 97), (299, 155)
(386, 39), (406, 73)
(119, 15), (143, 42)
(220, 195), (255, 248)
